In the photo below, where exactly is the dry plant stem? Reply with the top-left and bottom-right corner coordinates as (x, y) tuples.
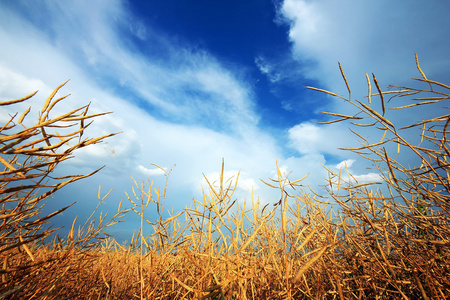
(2, 56), (450, 299)
(308, 55), (450, 299)
(0, 82), (127, 299)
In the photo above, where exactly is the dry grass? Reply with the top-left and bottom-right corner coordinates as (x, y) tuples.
(1, 55), (449, 299)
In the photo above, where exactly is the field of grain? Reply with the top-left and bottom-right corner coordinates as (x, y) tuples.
(1, 57), (449, 299)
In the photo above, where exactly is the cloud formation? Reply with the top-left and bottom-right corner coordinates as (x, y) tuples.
(0, 1), (288, 213)
(278, 0), (450, 93)
(288, 122), (353, 156)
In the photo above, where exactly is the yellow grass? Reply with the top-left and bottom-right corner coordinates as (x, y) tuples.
(1, 56), (450, 299)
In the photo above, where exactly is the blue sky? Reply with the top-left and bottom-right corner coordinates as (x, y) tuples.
(1, 0), (450, 241)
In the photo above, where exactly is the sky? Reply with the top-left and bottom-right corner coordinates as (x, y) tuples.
(1, 0), (450, 242)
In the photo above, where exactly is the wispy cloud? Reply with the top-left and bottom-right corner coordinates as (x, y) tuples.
(254, 56), (282, 83)
(0, 0), (286, 214)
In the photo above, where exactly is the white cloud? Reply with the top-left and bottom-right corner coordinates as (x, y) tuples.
(333, 159), (382, 184)
(137, 165), (166, 176)
(288, 122), (321, 154)
(280, 0), (322, 46)
(0, 66), (46, 102)
(238, 177), (259, 193)
(278, 0), (450, 95)
(352, 173), (382, 183)
(335, 159), (355, 170)
(288, 122), (354, 156)
(201, 170), (253, 191)
(255, 56), (282, 83)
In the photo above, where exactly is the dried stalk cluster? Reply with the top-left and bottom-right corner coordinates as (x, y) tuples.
(1, 56), (449, 299)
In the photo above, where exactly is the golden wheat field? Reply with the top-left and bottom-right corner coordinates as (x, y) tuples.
(1, 57), (449, 299)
